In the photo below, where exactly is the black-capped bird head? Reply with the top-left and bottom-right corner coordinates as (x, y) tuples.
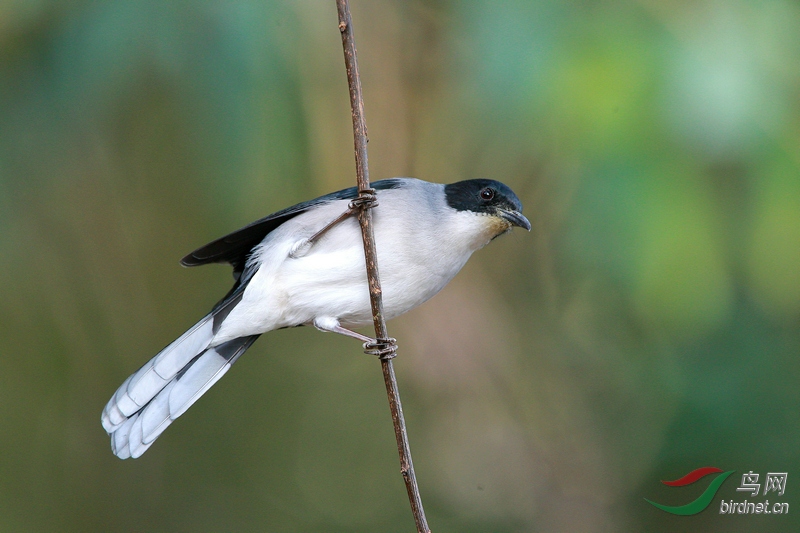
(444, 179), (531, 238)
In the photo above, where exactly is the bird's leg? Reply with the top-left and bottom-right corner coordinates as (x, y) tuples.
(325, 323), (375, 343)
(313, 317), (397, 360)
(289, 189), (378, 259)
(306, 207), (358, 246)
(314, 316), (374, 342)
(289, 207), (357, 258)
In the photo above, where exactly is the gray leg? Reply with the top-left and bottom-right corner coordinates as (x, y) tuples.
(313, 316), (375, 343)
(289, 207), (357, 259)
(328, 324), (376, 344)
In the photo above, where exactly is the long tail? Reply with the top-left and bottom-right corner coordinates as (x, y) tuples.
(101, 312), (258, 459)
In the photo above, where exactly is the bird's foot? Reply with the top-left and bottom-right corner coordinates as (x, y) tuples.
(363, 337), (397, 360)
(348, 188), (378, 210)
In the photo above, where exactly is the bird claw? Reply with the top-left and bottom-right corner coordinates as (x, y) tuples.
(349, 188), (379, 210)
(363, 337), (397, 360)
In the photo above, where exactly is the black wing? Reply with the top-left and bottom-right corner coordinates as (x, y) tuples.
(180, 179), (404, 277)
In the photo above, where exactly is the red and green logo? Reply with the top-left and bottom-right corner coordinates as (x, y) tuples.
(645, 467), (735, 515)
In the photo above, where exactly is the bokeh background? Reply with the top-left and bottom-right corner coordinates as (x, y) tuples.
(1, 1), (798, 531)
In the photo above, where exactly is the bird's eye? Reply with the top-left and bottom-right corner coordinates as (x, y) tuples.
(480, 188), (495, 201)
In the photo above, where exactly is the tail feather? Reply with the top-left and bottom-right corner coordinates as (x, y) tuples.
(153, 317), (217, 378)
(102, 374), (133, 430)
(101, 315), (214, 433)
(102, 307), (259, 458)
(168, 336), (257, 421)
(140, 380), (177, 445)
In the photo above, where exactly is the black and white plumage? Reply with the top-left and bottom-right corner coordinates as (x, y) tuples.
(101, 178), (530, 458)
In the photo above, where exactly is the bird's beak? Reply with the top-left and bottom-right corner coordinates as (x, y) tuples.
(499, 209), (531, 231)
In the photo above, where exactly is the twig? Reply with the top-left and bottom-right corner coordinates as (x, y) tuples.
(335, 1), (431, 532)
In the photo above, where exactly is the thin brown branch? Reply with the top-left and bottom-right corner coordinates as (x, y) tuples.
(335, 1), (431, 532)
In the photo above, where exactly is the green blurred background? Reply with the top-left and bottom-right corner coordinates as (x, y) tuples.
(1, 1), (798, 531)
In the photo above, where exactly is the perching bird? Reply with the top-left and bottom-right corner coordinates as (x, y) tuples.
(101, 177), (530, 458)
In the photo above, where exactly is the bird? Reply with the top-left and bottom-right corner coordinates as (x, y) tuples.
(101, 177), (530, 459)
